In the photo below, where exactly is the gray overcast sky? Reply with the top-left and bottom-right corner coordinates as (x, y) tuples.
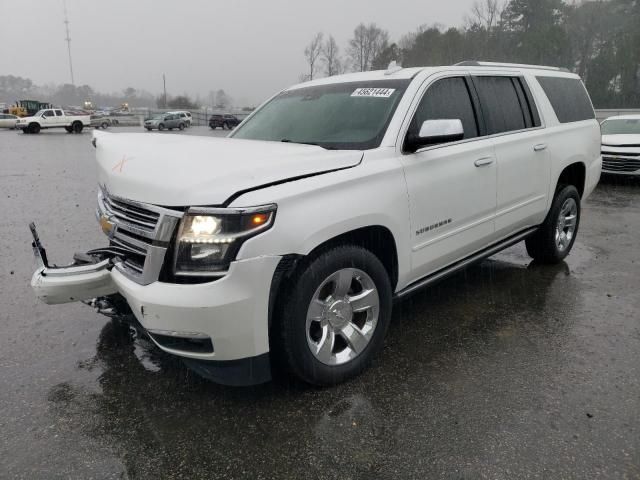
(0, 0), (476, 106)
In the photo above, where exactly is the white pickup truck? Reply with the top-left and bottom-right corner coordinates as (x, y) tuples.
(29, 61), (602, 386)
(17, 108), (90, 134)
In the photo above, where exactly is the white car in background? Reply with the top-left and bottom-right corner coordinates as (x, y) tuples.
(0, 113), (19, 129)
(601, 115), (640, 175)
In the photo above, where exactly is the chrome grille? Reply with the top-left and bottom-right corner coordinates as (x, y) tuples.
(97, 186), (182, 285)
(602, 155), (640, 173)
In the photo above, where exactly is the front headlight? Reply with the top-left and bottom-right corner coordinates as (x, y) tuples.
(173, 204), (276, 276)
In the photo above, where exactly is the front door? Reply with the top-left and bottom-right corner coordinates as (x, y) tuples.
(399, 75), (497, 282)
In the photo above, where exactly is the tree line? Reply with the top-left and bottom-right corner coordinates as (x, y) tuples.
(0, 75), (234, 110)
(302, 0), (640, 108)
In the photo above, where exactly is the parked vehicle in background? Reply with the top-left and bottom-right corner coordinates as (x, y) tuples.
(16, 108), (90, 134)
(0, 113), (19, 129)
(144, 113), (186, 131)
(600, 115), (640, 175)
(91, 114), (112, 129)
(209, 114), (240, 130)
(9, 100), (53, 117)
(30, 62), (601, 386)
(168, 111), (192, 127)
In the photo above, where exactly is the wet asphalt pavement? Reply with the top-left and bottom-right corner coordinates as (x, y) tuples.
(1, 126), (639, 479)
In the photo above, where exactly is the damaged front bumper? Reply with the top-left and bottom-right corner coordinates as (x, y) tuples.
(28, 222), (280, 385)
(29, 223), (118, 304)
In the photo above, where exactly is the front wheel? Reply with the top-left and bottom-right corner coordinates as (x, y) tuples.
(158, 124), (165, 131)
(178, 123), (185, 130)
(101, 122), (109, 129)
(275, 245), (392, 385)
(526, 185), (581, 264)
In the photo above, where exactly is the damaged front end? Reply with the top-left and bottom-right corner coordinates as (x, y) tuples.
(29, 222), (119, 304)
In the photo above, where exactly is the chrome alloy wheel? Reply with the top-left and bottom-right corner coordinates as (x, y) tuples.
(555, 197), (578, 252)
(305, 268), (380, 366)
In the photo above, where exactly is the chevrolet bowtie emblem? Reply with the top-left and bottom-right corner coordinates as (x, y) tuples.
(99, 214), (116, 237)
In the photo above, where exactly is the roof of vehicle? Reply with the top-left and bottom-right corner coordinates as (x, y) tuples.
(286, 62), (580, 91)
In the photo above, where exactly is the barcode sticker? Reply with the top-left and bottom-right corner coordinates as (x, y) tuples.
(351, 88), (395, 98)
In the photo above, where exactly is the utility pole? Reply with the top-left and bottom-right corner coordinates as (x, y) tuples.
(63, 0), (75, 86)
(163, 74), (167, 107)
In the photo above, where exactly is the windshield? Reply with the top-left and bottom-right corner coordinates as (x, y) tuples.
(601, 118), (640, 135)
(232, 80), (410, 150)
(34, 110), (46, 117)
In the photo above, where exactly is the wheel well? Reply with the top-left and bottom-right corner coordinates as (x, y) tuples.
(557, 163), (586, 198)
(306, 226), (399, 290)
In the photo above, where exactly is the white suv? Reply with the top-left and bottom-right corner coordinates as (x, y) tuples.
(30, 62), (602, 386)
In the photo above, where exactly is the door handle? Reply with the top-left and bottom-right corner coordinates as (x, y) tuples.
(474, 157), (494, 167)
(533, 143), (547, 152)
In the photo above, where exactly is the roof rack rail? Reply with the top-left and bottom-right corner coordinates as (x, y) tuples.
(455, 60), (570, 73)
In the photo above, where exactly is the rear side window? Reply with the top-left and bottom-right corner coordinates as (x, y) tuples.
(473, 76), (527, 134)
(410, 76), (479, 140)
(536, 76), (595, 123)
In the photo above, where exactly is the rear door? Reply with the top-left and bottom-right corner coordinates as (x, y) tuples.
(471, 75), (550, 237)
(399, 74), (498, 281)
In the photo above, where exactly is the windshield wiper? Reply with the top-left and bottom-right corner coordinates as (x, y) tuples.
(280, 139), (336, 150)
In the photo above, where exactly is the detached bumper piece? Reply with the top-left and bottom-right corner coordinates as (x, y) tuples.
(29, 222), (118, 304)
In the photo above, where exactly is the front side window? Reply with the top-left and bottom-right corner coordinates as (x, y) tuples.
(408, 76), (479, 145)
(232, 80), (410, 150)
(42, 110), (55, 118)
(473, 76), (527, 134)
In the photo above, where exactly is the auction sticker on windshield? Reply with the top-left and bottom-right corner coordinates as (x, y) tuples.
(351, 88), (395, 98)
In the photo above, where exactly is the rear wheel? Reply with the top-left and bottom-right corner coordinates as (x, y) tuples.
(275, 245), (392, 385)
(72, 121), (83, 133)
(526, 185), (581, 264)
(101, 122), (109, 129)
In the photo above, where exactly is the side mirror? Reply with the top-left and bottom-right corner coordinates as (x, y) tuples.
(406, 119), (464, 152)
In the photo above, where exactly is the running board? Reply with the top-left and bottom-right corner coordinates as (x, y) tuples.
(394, 227), (538, 300)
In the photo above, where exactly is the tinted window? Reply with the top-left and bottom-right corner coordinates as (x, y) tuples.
(42, 110), (55, 117)
(410, 77), (478, 142)
(536, 76), (595, 123)
(233, 79), (410, 150)
(473, 76), (527, 134)
(54, 110), (63, 116)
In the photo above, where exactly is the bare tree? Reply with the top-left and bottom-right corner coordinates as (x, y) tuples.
(348, 23), (389, 72)
(468, 0), (503, 31)
(304, 32), (324, 81)
(322, 35), (342, 76)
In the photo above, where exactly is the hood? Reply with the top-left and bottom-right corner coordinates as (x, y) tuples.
(602, 134), (640, 147)
(93, 131), (362, 206)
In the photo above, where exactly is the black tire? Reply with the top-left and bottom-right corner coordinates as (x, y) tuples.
(72, 121), (83, 133)
(30, 123), (41, 134)
(178, 123), (185, 130)
(101, 122), (109, 129)
(274, 245), (392, 386)
(526, 185), (581, 264)
(158, 124), (165, 131)
(65, 126), (73, 133)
